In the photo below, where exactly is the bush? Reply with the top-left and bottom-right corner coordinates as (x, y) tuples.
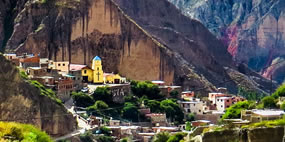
(28, 80), (62, 105)
(95, 136), (115, 142)
(0, 121), (52, 142)
(72, 92), (94, 107)
(261, 96), (277, 108)
(160, 99), (184, 124)
(167, 132), (186, 142)
(131, 80), (163, 99)
(153, 132), (170, 142)
(170, 90), (179, 98)
(186, 113), (195, 122)
(79, 131), (93, 142)
(222, 101), (255, 119)
(281, 102), (285, 110)
(122, 102), (139, 122)
(145, 100), (162, 113)
(98, 126), (112, 136)
(92, 87), (113, 104)
(272, 84), (285, 98)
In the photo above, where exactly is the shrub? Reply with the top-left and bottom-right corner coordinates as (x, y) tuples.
(261, 96), (277, 108)
(0, 122), (52, 142)
(272, 84), (285, 98)
(167, 132), (186, 142)
(222, 101), (255, 119)
(281, 101), (285, 110)
(153, 132), (170, 142)
(92, 87), (113, 104)
(131, 80), (163, 99)
(72, 92), (94, 107)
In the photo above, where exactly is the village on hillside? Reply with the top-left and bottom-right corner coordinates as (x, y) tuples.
(3, 53), (285, 142)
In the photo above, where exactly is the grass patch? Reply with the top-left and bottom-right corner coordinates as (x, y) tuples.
(0, 121), (52, 142)
(28, 80), (62, 105)
(242, 117), (285, 129)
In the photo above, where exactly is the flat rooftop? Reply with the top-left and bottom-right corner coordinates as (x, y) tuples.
(252, 110), (285, 116)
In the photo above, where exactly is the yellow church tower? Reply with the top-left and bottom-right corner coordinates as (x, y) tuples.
(92, 56), (104, 84)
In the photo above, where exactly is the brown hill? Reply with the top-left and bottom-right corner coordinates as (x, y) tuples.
(0, 55), (76, 137)
(0, 0), (275, 94)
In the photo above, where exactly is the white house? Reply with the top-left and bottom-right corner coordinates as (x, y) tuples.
(178, 100), (207, 115)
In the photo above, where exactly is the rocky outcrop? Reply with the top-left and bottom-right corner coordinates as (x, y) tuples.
(169, 0), (285, 84)
(0, 0), (276, 94)
(190, 127), (285, 142)
(0, 55), (77, 137)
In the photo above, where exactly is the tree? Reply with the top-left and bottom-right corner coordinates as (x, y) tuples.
(185, 122), (192, 131)
(87, 101), (109, 115)
(186, 113), (195, 122)
(79, 131), (93, 142)
(92, 87), (113, 104)
(131, 80), (163, 99)
(160, 99), (184, 124)
(99, 126), (112, 136)
(170, 90), (179, 98)
(281, 102), (285, 111)
(238, 87), (266, 101)
(167, 132), (186, 142)
(152, 132), (170, 142)
(72, 92), (94, 107)
(145, 100), (162, 113)
(222, 101), (255, 119)
(95, 136), (115, 142)
(262, 96), (277, 108)
(272, 84), (285, 98)
(122, 102), (139, 122)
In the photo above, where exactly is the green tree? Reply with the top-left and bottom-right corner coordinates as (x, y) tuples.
(87, 101), (109, 115)
(146, 100), (162, 113)
(170, 90), (179, 98)
(99, 126), (112, 136)
(122, 102), (139, 122)
(131, 80), (163, 99)
(92, 87), (113, 104)
(95, 136), (115, 142)
(238, 87), (266, 101)
(262, 96), (277, 108)
(160, 99), (184, 124)
(72, 92), (94, 107)
(186, 113), (195, 122)
(152, 132), (170, 142)
(222, 101), (256, 119)
(272, 84), (285, 98)
(167, 132), (186, 142)
(281, 102), (285, 111)
(79, 131), (93, 142)
(185, 122), (192, 131)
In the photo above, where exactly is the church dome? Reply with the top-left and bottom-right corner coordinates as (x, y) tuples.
(93, 56), (101, 61)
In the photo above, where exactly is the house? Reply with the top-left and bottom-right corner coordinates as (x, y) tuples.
(191, 120), (211, 127)
(159, 86), (182, 98)
(89, 116), (103, 126)
(33, 76), (55, 89)
(151, 80), (165, 86)
(146, 113), (167, 127)
(19, 55), (40, 69)
(241, 109), (285, 123)
(40, 58), (49, 69)
(178, 99), (207, 115)
(181, 91), (195, 100)
(216, 97), (233, 112)
(55, 76), (75, 102)
(4, 53), (17, 60)
(69, 64), (86, 91)
(208, 93), (231, 105)
(152, 127), (179, 133)
(48, 61), (69, 73)
(196, 111), (224, 124)
(26, 67), (46, 78)
(81, 56), (125, 84)
(110, 120), (121, 126)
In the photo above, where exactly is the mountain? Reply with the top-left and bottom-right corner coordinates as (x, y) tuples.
(0, 55), (76, 137)
(0, 0), (275, 94)
(169, 0), (285, 84)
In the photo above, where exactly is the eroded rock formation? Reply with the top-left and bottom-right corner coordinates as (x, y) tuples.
(169, 0), (285, 84)
(0, 55), (77, 137)
(0, 0), (276, 94)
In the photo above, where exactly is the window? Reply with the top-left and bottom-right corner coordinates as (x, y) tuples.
(199, 110), (201, 112)
(217, 99), (219, 102)
(227, 100), (229, 102)
(84, 70), (87, 74)
(193, 104), (195, 106)
(58, 63), (61, 66)
(97, 67), (99, 71)
(221, 105), (223, 108)
(63, 64), (65, 66)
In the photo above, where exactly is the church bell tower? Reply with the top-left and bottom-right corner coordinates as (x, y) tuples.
(92, 56), (104, 84)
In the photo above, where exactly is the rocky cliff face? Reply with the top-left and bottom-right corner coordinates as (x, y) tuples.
(0, 55), (77, 137)
(0, 0), (275, 94)
(169, 0), (285, 84)
(190, 127), (285, 142)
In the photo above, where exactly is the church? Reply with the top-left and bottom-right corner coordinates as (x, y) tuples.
(81, 56), (126, 84)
